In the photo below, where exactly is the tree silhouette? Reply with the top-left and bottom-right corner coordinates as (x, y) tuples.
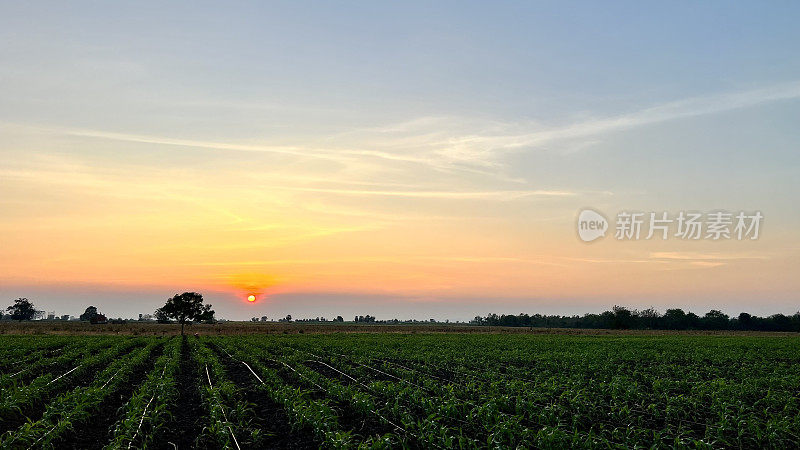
(703, 309), (729, 330)
(6, 298), (39, 321)
(79, 306), (99, 322)
(156, 292), (214, 335)
(155, 309), (170, 324)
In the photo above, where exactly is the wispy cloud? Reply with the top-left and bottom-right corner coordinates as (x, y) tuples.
(564, 251), (770, 270)
(0, 158), (576, 206)
(7, 80), (798, 178)
(391, 80), (800, 165)
(689, 261), (727, 268)
(277, 186), (575, 200)
(647, 251), (770, 271)
(64, 128), (354, 161)
(564, 257), (659, 264)
(4, 81), (799, 192)
(251, 80), (800, 170)
(649, 252), (769, 261)
(187, 255), (567, 267)
(58, 127), (503, 177)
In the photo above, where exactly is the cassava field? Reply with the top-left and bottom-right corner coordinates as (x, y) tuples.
(0, 333), (798, 449)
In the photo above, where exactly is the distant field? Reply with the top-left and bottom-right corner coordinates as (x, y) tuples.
(0, 334), (798, 448)
(1, 320), (798, 336)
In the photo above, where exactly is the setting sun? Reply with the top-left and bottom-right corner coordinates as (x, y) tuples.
(247, 295), (256, 302)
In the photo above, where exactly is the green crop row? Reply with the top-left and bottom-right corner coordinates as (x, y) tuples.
(0, 333), (798, 449)
(104, 336), (181, 450)
(1, 338), (162, 448)
(0, 337), (143, 425)
(0, 337), (119, 391)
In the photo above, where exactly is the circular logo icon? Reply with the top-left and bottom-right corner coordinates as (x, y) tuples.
(577, 209), (608, 242)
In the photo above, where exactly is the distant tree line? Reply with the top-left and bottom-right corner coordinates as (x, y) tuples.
(4, 298), (40, 321)
(5, 296), (798, 332)
(2, 293), (215, 334)
(471, 306), (800, 332)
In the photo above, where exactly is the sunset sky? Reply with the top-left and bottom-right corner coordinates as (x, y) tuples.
(1, 2), (799, 320)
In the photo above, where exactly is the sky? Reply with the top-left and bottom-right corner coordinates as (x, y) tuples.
(1, 1), (799, 321)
